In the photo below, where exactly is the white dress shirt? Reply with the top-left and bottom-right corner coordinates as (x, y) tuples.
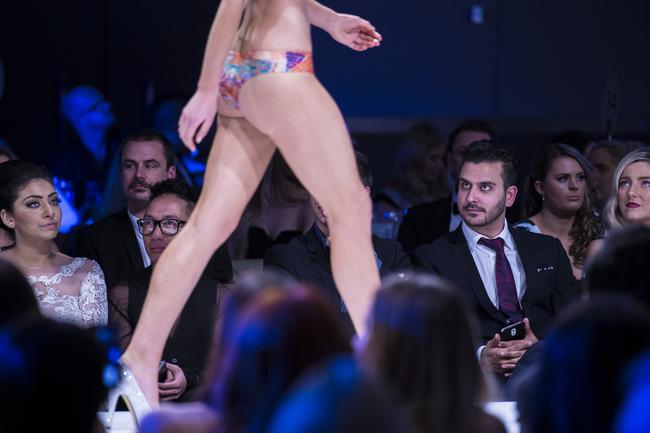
(461, 221), (527, 309)
(127, 210), (151, 268)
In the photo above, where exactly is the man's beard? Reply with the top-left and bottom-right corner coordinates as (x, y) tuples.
(462, 194), (506, 228)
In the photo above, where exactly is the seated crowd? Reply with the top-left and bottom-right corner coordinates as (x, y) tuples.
(1, 120), (650, 433)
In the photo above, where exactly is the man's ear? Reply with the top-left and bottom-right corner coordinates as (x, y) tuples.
(505, 185), (518, 208)
(168, 165), (177, 179)
(0, 209), (15, 230)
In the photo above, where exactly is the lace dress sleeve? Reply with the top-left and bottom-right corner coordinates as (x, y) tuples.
(78, 260), (109, 327)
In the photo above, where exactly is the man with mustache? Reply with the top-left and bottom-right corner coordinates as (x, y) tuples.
(75, 130), (232, 290)
(413, 139), (578, 380)
(109, 179), (225, 401)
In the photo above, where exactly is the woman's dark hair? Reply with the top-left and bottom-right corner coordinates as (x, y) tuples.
(529, 295), (650, 433)
(0, 160), (54, 232)
(206, 282), (351, 433)
(388, 121), (446, 205)
(585, 224), (650, 309)
(268, 356), (406, 433)
(0, 258), (40, 327)
(363, 273), (485, 433)
(0, 315), (108, 433)
(524, 142), (602, 266)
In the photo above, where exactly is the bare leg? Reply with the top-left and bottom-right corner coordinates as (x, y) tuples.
(239, 73), (381, 335)
(121, 115), (276, 406)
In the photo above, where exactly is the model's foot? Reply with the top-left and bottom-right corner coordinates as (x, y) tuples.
(120, 351), (160, 409)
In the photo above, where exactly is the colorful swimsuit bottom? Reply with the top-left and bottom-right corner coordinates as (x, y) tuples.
(219, 50), (314, 110)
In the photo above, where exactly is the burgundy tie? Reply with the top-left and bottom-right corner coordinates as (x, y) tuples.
(478, 237), (523, 322)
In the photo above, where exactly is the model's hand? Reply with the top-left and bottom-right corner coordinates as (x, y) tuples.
(158, 363), (187, 401)
(329, 14), (382, 51)
(178, 89), (218, 152)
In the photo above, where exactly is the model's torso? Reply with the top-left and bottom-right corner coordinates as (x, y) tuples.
(234, 0), (312, 53)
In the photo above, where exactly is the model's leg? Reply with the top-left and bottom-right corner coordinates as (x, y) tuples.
(239, 73), (380, 336)
(121, 115), (276, 406)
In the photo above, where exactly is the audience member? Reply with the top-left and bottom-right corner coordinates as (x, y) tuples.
(56, 84), (120, 221)
(374, 121), (448, 214)
(75, 130), (176, 288)
(398, 119), (495, 253)
(615, 350), (650, 433)
(0, 144), (16, 250)
(412, 139), (578, 379)
(0, 257), (40, 327)
(585, 224), (650, 307)
(204, 283), (351, 433)
(604, 147), (650, 230)
(363, 273), (506, 433)
(516, 143), (602, 279)
(229, 153), (314, 259)
(0, 161), (107, 327)
(268, 356), (406, 433)
(75, 130), (231, 290)
(524, 295), (650, 433)
(109, 179), (230, 401)
(586, 140), (640, 212)
(264, 151), (412, 337)
(0, 315), (108, 433)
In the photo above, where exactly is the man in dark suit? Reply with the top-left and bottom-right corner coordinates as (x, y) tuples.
(109, 179), (231, 401)
(398, 120), (495, 253)
(264, 152), (412, 336)
(413, 139), (578, 378)
(75, 130), (231, 289)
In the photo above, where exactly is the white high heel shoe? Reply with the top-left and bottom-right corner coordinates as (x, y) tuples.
(105, 363), (152, 429)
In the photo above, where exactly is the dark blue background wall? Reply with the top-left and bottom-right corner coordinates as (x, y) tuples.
(1, 0), (649, 173)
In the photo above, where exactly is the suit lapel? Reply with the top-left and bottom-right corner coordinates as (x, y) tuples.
(449, 227), (505, 322)
(114, 210), (145, 273)
(510, 227), (536, 311)
(304, 228), (337, 298)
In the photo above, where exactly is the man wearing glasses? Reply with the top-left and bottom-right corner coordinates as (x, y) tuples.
(108, 179), (229, 401)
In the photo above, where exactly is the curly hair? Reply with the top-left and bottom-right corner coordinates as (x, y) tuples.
(524, 143), (602, 266)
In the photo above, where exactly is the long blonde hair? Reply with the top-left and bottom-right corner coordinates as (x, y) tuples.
(604, 147), (650, 230)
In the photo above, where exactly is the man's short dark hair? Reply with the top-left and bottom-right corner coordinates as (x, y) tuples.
(447, 119), (495, 154)
(461, 139), (519, 188)
(119, 129), (175, 168)
(149, 179), (198, 212)
(355, 151), (373, 188)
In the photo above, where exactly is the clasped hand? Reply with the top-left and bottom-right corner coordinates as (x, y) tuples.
(480, 317), (538, 377)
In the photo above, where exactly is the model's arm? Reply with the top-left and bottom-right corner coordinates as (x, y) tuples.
(306, 0), (382, 51)
(178, 0), (247, 151)
(306, 0), (337, 30)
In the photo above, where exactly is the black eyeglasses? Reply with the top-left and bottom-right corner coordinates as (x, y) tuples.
(137, 218), (186, 236)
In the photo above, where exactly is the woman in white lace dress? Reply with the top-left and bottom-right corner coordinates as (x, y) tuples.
(0, 161), (107, 327)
